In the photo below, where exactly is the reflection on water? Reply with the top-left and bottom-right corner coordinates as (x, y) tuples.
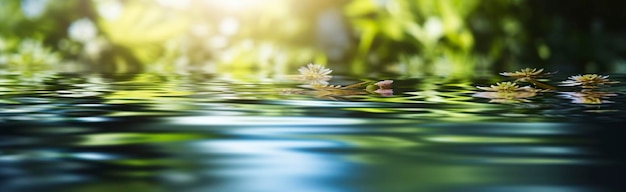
(1, 72), (625, 192)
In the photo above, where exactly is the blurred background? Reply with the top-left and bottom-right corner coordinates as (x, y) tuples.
(2, 0), (626, 78)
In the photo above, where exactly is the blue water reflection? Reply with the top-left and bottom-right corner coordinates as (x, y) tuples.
(191, 140), (347, 192)
(0, 73), (625, 192)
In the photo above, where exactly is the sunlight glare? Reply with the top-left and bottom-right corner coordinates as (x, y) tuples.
(156, 0), (190, 9)
(94, 0), (123, 20)
(219, 17), (239, 36)
(203, 0), (266, 11)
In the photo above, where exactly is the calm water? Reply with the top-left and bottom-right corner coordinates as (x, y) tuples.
(1, 72), (625, 192)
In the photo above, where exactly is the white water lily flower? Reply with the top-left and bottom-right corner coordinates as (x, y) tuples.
(499, 68), (556, 82)
(476, 82), (536, 92)
(500, 68), (544, 78)
(560, 74), (619, 88)
(298, 63), (332, 85)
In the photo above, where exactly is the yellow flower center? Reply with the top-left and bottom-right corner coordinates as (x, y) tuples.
(492, 82), (520, 92)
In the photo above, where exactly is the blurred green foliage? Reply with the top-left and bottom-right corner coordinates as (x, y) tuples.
(1, 0), (625, 77)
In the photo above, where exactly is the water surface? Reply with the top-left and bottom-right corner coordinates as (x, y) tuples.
(1, 72), (625, 192)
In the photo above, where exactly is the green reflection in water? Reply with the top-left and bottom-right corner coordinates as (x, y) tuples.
(79, 133), (206, 146)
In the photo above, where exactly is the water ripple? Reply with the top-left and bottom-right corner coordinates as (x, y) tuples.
(0, 73), (624, 192)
